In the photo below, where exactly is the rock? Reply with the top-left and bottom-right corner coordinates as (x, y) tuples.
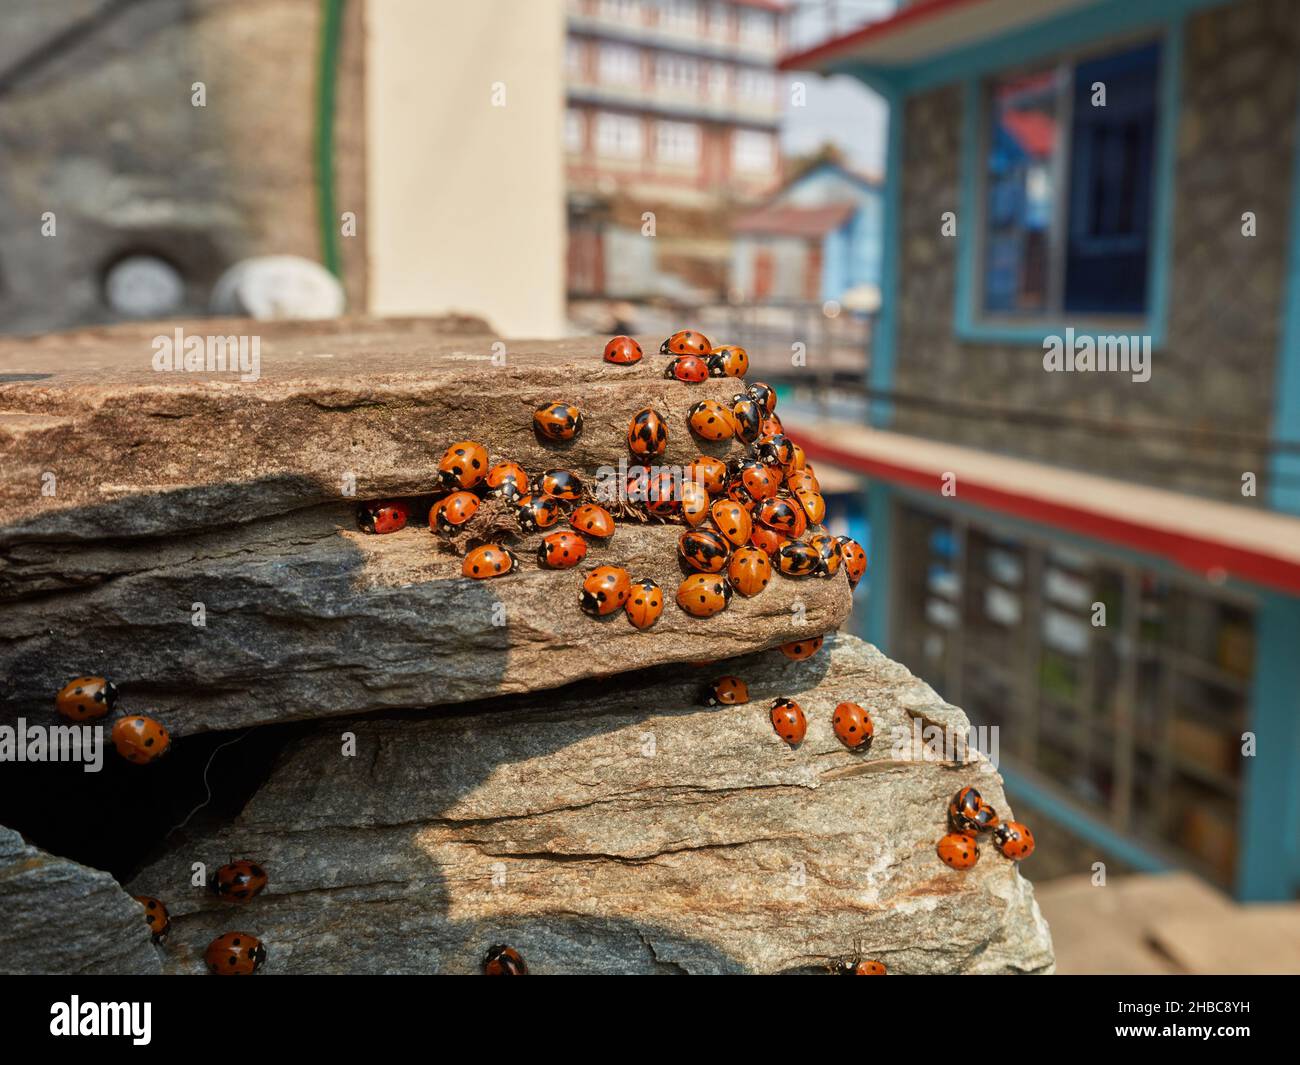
(0, 826), (161, 975)
(209, 256), (347, 320)
(0, 509), (852, 734)
(127, 635), (1054, 974)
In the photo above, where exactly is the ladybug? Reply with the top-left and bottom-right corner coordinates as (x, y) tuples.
(625, 577), (665, 630)
(948, 786), (999, 836)
(776, 539), (820, 578)
(687, 456), (728, 494)
(832, 701), (873, 751)
(730, 396), (762, 443)
(205, 932), (267, 975)
(660, 329), (711, 357)
(111, 715), (171, 764)
(808, 533), (843, 577)
(55, 676), (117, 722)
(680, 480), (710, 526)
(785, 442), (807, 473)
(644, 468), (681, 517)
(627, 407), (668, 458)
(462, 544), (519, 579)
(755, 434), (796, 469)
(728, 546), (772, 597)
(678, 529), (731, 574)
(515, 494), (563, 532)
(537, 531), (589, 570)
(687, 400), (736, 442)
(786, 468), (819, 495)
(209, 859), (268, 902)
(769, 698), (807, 747)
(437, 441), (489, 490)
(675, 573), (732, 618)
(836, 958), (887, 976)
(707, 344), (749, 378)
(435, 490), (480, 532)
(758, 497), (806, 538)
(749, 524), (783, 557)
(702, 676), (749, 706)
(604, 335), (643, 365)
(747, 381), (777, 414)
(779, 635), (824, 660)
(760, 413), (785, 437)
(794, 488), (826, 526)
(534, 402), (583, 442)
(357, 499), (410, 535)
(570, 503), (615, 539)
(993, 821), (1035, 860)
(734, 462), (780, 503)
(664, 354), (711, 384)
(485, 460), (530, 501)
(580, 566), (633, 617)
(624, 464), (653, 504)
(936, 833), (980, 870)
(837, 536), (868, 590)
(132, 895), (170, 942)
(709, 499), (752, 547)
(484, 944), (528, 975)
(533, 468), (584, 501)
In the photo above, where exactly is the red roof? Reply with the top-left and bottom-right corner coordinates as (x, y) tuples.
(733, 202), (857, 238)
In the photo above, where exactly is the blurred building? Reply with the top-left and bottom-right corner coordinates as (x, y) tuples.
(782, 0), (1300, 900)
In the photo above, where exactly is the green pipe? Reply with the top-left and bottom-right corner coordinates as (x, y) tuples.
(315, 0), (345, 280)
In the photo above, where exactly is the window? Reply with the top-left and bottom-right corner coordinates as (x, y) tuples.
(599, 0), (642, 24)
(565, 38), (584, 80)
(656, 120), (699, 165)
(736, 68), (775, 104)
(978, 40), (1161, 319)
(598, 43), (641, 87)
(661, 0), (699, 34)
(655, 54), (700, 94)
(739, 9), (774, 47)
(706, 62), (729, 101)
(732, 129), (774, 173)
(595, 112), (643, 159)
(565, 109), (585, 154)
(705, 3), (730, 40)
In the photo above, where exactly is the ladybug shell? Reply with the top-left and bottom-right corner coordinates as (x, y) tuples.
(786, 468), (819, 495)
(437, 441), (489, 490)
(687, 400), (736, 442)
(758, 497), (806, 538)
(484, 944), (528, 976)
(664, 354), (710, 383)
(727, 546), (772, 597)
(749, 524), (783, 557)
(210, 860), (268, 902)
(627, 407), (668, 458)
(604, 335), (643, 365)
(839, 959), (887, 975)
(462, 544), (518, 579)
(625, 577), (664, 630)
(534, 468), (584, 501)
(760, 413), (785, 437)
(832, 701), (873, 750)
(710, 499), (753, 547)
(55, 676), (117, 722)
(808, 532), (842, 577)
(357, 499), (410, 535)
(133, 895), (171, 942)
(738, 463), (780, 502)
(937, 833), (980, 870)
(707, 344), (749, 378)
(436, 490), (480, 532)
(644, 468), (681, 516)
(570, 503), (615, 539)
(730, 396), (762, 443)
(838, 536), (868, 589)
(675, 573), (733, 618)
(537, 531), (588, 570)
(515, 494), (562, 532)
(205, 932), (267, 976)
(785, 442), (807, 473)
(580, 566), (633, 617)
(485, 461), (530, 501)
(534, 402), (583, 442)
(795, 488), (827, 526)
(660, 329), (712, 357)
(747, 381), (777, 414)
(776, 539), (820, 578)
(994, 821), (1035, 860)
(702, 675), (749, 706)
(111, 715), (171, 764)
(756, 433), (795, 467)
(680, 480), (711, 526)
(687, 456), (728, 494)
(769, 698), (807, 747)
(778, 635), (824, 661)
(678, 529), (731, 573)
(949, 786), (984, 825)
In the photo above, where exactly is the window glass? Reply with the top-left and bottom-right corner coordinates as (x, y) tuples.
(596, 112), (643, 158)
(656, 120), (699, 165)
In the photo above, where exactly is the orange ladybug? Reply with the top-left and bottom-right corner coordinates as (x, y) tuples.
(625, 577), (665, 630)
(702, 676), (749, 706)
(533, 469), (583, 501)
(665, 354), (711, 383)
(462, 544), (519, 579)
(687, 456), (728, 494)
(708, 344), (749, 378)
(993, 821), (1035, 861)
(948, 786), (999, 836)
(769, 698), (806, 746)
(515, 494), (563, 532)
(779, 636), (824, 661)
(832, 701), (873, 751)
(680, 480), (710, 526)
(760, 413), (785, 437)
(205, 932), (267, 975)
(485, 460), (530, 501)
(604, 335), (643, 365)
(675, 573), (732, 618)
(756, 434), (796, 468)
(747, 381), (777, 415)
(730, 395), (762, 443)
(785, 442), (807, 473)
(757, 497), (806, 537)
(437, 441), (489, 490)
(728, 546), (772, 597)
(435, 490), (480, 532)
(807, 532), (843, 577)
(644, 468), (680, 517)
(580, 566), (633, 617)
(132, 896), (170, 942)
(794, 488), (826, 526)
(357, 499), (410, 534)
(749, 524), (783, 557)
(55, 676), (117, 722)
(937, 833), (980, 870)
(776, 539), (820, 577)
(484, 944), (528, 975)
(570, 503), (615, 539)
(710, 499), (753, 547)
(209, 859), (268, 902)
(661, 329), (711, 356)
(838, 958), (887, 975)
(687, 400), (736, 442)
(533, 402), (583, 442)
(537, 530), (589, 569)
(627, 407), (668, 458)
(786, 468), (819, 495)
(678, 529), (731, 573)
(838, 536), (868, 589)
(111, 715), (171, 764)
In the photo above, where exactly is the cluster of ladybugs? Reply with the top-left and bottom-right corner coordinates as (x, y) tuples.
(357, 330), (868, 630)
(702, 673), (874, 752)
(53, 675), (171, 764)
(935, 785), (1036, 870)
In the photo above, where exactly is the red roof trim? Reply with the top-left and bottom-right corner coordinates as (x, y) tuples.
(778, 0), (988, 71)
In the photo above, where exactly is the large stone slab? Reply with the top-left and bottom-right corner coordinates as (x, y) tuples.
(127, 636), (1054, 974)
